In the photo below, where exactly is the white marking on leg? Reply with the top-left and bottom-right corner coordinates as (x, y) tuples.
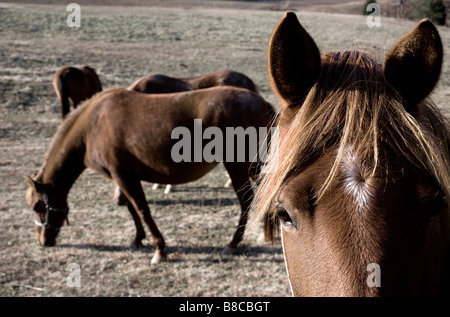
(164, 184), (172, 194)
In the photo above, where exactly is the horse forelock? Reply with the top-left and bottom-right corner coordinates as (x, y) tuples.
(253, 50), (450, 222)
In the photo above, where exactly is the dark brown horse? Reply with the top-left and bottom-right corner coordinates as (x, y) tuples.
(27, 86), (276, 264)
(128, 69), (258, 94)
(253, 12), (449, 296)
(126, 70), (259, 196)
(53, 65), (102, 118)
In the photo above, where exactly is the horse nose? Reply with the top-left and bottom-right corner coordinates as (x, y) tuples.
(39, 234), (56, 247)
(42, 239), (56, 247)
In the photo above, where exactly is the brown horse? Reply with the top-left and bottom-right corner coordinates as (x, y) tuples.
(53, 65), (102, 118)
(253, 12), (449, 296)
(126, 70), (259, 196)
(26, 86), (276, 264)
(128, 69), (258, 94)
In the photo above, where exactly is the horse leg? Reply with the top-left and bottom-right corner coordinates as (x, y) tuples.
(126, 200), (147, 248)
(224, 178), (232, 188)
(152, 183), (161, 190)
(113, 186), (146, 247)
(113, 175), (166, 264)
(164, 184), (172, 194)
(152, 183), (172, 194)
(113, 181), (127, 206)
(61, 99), (71, 119)
(222, 163), (253, 254)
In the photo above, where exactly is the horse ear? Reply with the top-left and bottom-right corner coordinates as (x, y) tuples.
(26, 175), (47, 194)
(268, 11), (321, 108)
(384, 19), (443, 110)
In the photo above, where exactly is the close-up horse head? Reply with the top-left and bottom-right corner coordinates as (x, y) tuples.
(253, 12), (449, 296)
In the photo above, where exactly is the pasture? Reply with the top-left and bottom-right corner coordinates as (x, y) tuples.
(1, 1), (449, 297)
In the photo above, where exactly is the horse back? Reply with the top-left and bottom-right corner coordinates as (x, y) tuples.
(90, 86), (271, 131)
(193, 86), (271, 128)
(82, 87), (273, 183)
(128, 74), (192, 93)
(189, 70), (258, 93)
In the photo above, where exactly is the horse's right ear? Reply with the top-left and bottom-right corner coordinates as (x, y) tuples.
(384, 19), (443, 110)
(268, 11), (321, 108)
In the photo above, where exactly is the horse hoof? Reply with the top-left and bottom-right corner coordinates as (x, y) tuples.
(131, 240), (143, 249)
(115, 196), (127, 206)
(151, 251), (167, 264)
(221, 245), (238, 255)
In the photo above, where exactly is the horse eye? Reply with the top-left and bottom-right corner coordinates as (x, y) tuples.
(275, 204), (296, 229)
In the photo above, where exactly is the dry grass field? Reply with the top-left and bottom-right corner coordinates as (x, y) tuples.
(0, 0), (449, 298)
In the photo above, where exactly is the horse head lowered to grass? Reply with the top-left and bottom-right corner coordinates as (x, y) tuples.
(253, 12), (449, 296)
(27, 86), (276, 264)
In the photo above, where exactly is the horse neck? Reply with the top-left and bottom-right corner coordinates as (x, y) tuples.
(38, 120), (86, 195)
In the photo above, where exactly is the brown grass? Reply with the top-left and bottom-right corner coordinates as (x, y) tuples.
(0, 1), (449, 297)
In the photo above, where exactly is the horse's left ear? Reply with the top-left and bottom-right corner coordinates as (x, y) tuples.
(384, 19), (443, 111)
(268, 11), (322, 108)
(26, 175), (48, 194)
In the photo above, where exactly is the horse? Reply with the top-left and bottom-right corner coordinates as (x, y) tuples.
(125, 70), (258, 197)
(252, 12), (449, 296)
(128, 69), (258, 94)
(26, 86), (276, 264)
(53, 65), (102, 118)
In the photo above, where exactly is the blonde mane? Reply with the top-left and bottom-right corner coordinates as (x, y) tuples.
(254, 50), (450, 222)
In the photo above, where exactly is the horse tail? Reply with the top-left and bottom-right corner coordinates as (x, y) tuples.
(54, 72), (71, 119)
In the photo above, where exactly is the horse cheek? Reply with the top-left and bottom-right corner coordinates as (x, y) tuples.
(281, 228), (305, 296)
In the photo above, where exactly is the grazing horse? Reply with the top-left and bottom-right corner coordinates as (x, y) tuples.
(128, 69), (258, 94)
(253, 12), (449, 296)
(53, 65), (102, 118)
(26, 86), (276, 264)
(125, 70), (258, 196)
